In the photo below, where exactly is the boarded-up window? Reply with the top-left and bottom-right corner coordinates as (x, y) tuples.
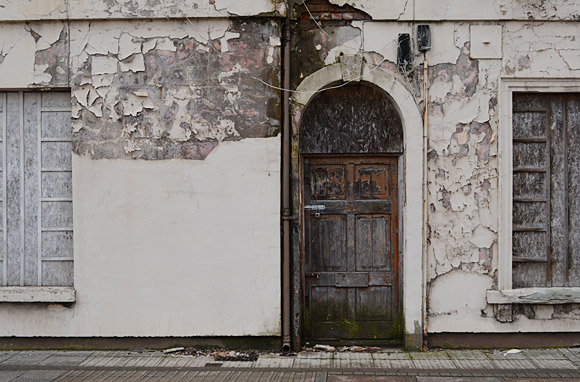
(512, 93), (580, 288)
(0, 92), (73, 287)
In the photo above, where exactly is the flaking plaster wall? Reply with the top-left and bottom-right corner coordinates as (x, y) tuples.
(1, 0), (580, 340)
(0, 16), (283, 337)
(290, 0), (580, 336)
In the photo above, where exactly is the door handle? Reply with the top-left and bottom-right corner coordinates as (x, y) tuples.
(304, 205), (325, 218)
(305, 273), (320, 279)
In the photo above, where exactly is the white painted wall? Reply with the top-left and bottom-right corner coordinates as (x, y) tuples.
(0, 137), (281, 336)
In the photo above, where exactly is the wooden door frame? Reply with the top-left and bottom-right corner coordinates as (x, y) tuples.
(289, 62), (426, 350)
(299, 153), (403, 345)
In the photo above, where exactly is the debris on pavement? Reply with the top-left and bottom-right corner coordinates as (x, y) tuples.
(214, 351), (259, 362)
(313, 344), (336, 352)
(163, 347), (185, 354)
(303, 344), (379, 352)
(163, 347), (261, 361)
(504, 349), (523, 356)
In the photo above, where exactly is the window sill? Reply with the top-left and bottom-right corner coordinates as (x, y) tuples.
(0, 287), (75, 303)
(487, 288), (580, 305)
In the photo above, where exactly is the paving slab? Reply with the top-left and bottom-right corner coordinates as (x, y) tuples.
(451, 359), (495, 369)
(0, 352), (16, 364)
(529, 359), (578, 370)
(411, 360), (457, 369)
(490, 359), (537, 369)
(523, 350), (570, 360)
(328, 377), (415, 382)
(254, 356), (295, 368)
(295, 358), (333, 368)
(299, 352), (334, 359)
(506, 379), (577, 382)
(445, 350), (488, 360)
(410, 352), (451, 360)
(373, 352), (412, 360)
(1, 352), (54, 366)
(12, 369), (66, 382)
(38, 355), (89, 367)
(416, 379), (503, 382)
(0, 370), (25, 381)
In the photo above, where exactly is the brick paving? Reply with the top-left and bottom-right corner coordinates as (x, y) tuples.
(0, 348), (578, 381)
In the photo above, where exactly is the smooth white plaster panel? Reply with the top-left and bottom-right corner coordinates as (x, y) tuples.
(0, 137), (281, 336)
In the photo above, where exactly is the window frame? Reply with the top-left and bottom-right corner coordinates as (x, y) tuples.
(0, 90), (75, 303)
(488, 77), (580, 305)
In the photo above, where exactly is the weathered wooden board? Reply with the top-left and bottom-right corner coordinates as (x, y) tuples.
(299, 84), (403, 154)
(0, 91), (73, 287)
(303, 156), (400, 343)
(512, 93), (580, 287)
(567, 97), (580, 286)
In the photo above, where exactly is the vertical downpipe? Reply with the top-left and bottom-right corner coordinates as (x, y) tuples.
(281, 0), (292, 352)
(422, 57), (429, 348)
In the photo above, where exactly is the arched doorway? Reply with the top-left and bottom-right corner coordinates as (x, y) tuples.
(299, 82), (404, 345)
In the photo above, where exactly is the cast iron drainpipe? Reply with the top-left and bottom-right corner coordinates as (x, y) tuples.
(281, 0), (292, 353)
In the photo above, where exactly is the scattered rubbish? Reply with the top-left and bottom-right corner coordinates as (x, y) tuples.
(164, 348), (260, 362)
(304, 345), (379, 353)
(214, 351), (259, 362)
(314, 344), (336, 352)
(278, 352), (297, 357)
(504, 349), (522, 356)
(163, 347), (185, 354)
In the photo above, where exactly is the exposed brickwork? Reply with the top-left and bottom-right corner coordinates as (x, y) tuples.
(298, 0), (371, 21)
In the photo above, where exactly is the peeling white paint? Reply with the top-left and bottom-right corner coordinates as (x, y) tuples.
(430, 271), (493, 314)
(122, 92), (154, 116)
(470, 225), (496, 249)
(213, 0), (280, 17)
(329, 0), (412, 20)
(91, 56), (118, 75)
(220, 32), (240, 53)
(118, 33), (141, 60)
(119, 53), (145, 72)
(324, 36), (361, 65)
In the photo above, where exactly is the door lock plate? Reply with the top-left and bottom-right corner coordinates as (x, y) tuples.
(304, 205), (325, 218)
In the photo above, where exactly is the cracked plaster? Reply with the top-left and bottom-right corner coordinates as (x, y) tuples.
(0, 22), (68, 88)
(0, 1), (579, 334)
(0, 0), (285, 21)
(1, 0), (579, 21)
(69, 19), (281, 159)
(292, 11), (580, 331)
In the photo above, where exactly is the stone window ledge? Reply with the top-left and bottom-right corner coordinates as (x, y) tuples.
(0, 287), (75, 303)
(487, 288), (580, 305)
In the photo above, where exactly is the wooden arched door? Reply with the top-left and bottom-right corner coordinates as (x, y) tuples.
(300, 83), (404, 345)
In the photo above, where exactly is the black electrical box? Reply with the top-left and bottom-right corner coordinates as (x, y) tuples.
(397, 33), (412, 69)
(417, 25), (431, 51)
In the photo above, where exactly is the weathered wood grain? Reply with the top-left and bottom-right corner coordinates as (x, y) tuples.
(303, 157), (400, 342)
(299, 84), (403, 154)
(1, 91), (73, 287)
(567, 97), (580, 286)
(512, 93), (580, 287)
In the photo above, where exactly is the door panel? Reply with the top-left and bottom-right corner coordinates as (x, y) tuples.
(303, 156), (400, 344)
(305, 215), (347, 272)
(356, 214), (391, 271)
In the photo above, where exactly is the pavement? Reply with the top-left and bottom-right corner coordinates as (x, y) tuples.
(0, 348), (580, 381)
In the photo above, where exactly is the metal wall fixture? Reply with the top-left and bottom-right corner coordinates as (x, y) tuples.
(417, 25), (431, 52)
(397, 33), (412, 71)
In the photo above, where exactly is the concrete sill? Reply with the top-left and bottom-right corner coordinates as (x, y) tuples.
(0, 287), (75, 303)
(487, 287), (580, 304)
